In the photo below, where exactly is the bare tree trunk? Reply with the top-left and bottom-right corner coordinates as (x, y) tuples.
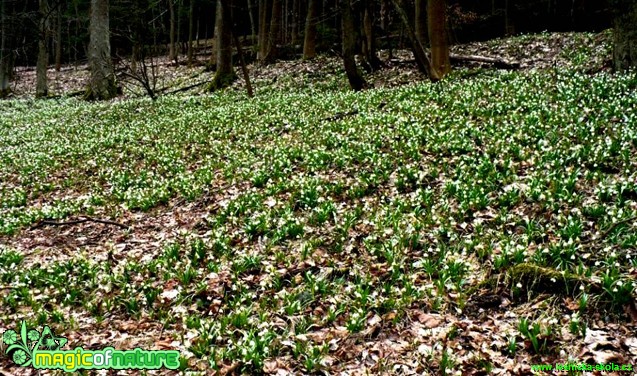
(428, 0), (449, 78)
(66, 12), (71, 65)
(168, 0), (177, 63)
(210, 0), (218, 65)
(233, 31), (253, 97)
(415, 0), (427, 47)
(73, 1), (79, 64)
(196, 13), (200, 46)
(87, 0), (117, 100)
(247, 0), (256, 43)
(380, 0), (392, 58)
(210, 0), (236, 90)
(258, 0), (269, 60)
(291, 0), (299, 45)
(264, 0), (282, 63)
(390, 0), (435, 80)
(613, 0), (637, 71)
(283, 0), (288, 44)
(341, 0), (367, 91)
(188, 0), (195, 66)
(0, 2), (11, 97)
(36, 0), (50, 98)
(361, 0), (382, 70)
(504, 0), (513, 35)
(177, 0), (184, 55)
(55, 1), (62, 71)
(131, 44), (139, 71)
(303, 0), (318, 59)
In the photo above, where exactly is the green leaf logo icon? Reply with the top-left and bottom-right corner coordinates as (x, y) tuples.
(1, 321), (67, 368)
(2, 330), (17, 345)
(12, 349), (28, 365)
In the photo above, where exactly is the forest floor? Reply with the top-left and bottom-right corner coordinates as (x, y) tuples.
(1, 30), (637, 375)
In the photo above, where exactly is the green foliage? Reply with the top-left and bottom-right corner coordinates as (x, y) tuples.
(1, 52), (636, 372)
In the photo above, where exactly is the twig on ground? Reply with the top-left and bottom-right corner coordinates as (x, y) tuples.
(581, 215), (637, 247)
(323, 110), (359, 122)
(30, 216), (129, 230)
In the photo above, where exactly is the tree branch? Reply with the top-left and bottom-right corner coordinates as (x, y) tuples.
(31, 216), (129, 230)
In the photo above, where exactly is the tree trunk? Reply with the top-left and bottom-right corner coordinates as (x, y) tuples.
(131, 44), (139, 72)
(36, 0), (50, 98)
(258, 0), (269, 60)
(168, 0), (177, 63)
(361, 0), (382, 71)
(73, 0), (79, 64)
(504, 0), (513, 36)
(55, 1), (62, 71)
(380, 0), (391, 57)
(415, 0), (427, 47)
(380, 0), (389, 30)
(340, 0), (367, 91)
(303, 0), (318, 59)
(188, 0), (195, 66)
(390, 0), (436, 80)
(427, 0), (449, 78)
(0, 0), (14, 98)
(247, 0), (256, 43)
(284, 0), (288, 44)
(87, 0), (117, 100)
(233, 31), (253, 97)
(177, 0), (184, 55)
(291, 0), (299, 45)
(613, 0), (637, 71)
(264, 0), (282, 63)
(210, 0), (236, 90)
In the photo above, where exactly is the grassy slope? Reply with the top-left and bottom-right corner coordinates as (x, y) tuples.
(1, 32), (637, 374)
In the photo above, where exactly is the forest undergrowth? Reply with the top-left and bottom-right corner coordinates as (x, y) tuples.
(1, 30), (636, 375)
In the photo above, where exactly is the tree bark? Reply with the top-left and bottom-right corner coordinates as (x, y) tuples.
(291, 0), (299, 45)
(0, 0), (14, 98)
(340, 0), (367, 91)
(36, 0), (50, 98)
(303, 0), (318, 59)
(210, 0), (236, 90)
(361, 0), (382, 71)
(390, 0), (436, 80)
(263, 0), (282, 63)
(284, 0), (288, 43)
(178, 0), (184, 55)
(55, 1), (62, 71)
(415, 0), (427, 47)
(258, 0), (269, 60)
(73, 0), (79, 64)
(168, 0), (177, 63)
(187, 0), (195, 66)
(247, 0), (256, 43)
(86, 0), (117, 100)
(449, 53), (519, 69)
(427, 0), (449, 78)
(233, 31), (253, 97)
(613, 0), (637, 71)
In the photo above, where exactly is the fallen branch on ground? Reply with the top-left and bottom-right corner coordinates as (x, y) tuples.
(31, 216), (129, 230)
(581, 215), (637, 247)
(449, 53), (520, 69)
(323, 110), (359, 122)
(164, 81), (208, 95)
(390, 54), (521, 69)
